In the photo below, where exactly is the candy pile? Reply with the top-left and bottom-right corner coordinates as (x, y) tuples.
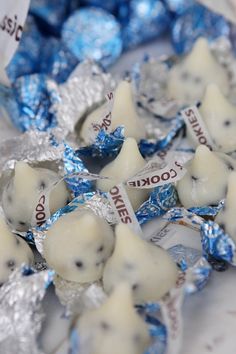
(1, 1), (236, 354)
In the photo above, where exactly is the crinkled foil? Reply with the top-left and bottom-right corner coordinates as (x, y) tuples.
(63, 143), (93, 196)
(188, 200), (224, 217)
(0, 130), (64, 173)
(62, 8), (122, 68)
(136, 184), (178, 225)
(171, 3), (231, 54)
(163, 207), (204, 230)
(168, 245), (202, 271)
(2, 61), (113, 135)
(201, 220), (236, 265)
(165, 0), (194, 14)
(0, 267), (54, 354)
(54, 276), (106, 315)
(51, 60), (114, 135)
(6, 15), (43, 82)
(119, 0), (170, 49)
(30, 0), (77, 35)
(133, 58), (179, 119)
(39, 37), (79, 84)
(78, 126), (124, 158)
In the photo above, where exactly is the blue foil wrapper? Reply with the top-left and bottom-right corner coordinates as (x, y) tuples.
(0, 266), (54, 353)
(163, 207), (203, 228)
(62, 7), (123, 68)
(80, 0), (117, 13)
(78, 127), (125, 158)
(172, 4), (231, 54)
(12, 74), (58, 132)
(63, 143), (93, 196)
(40, 37), (79, 84)
(144, 316), (167, 354)
(6, 16), (43, 82)
(164, 0), (194, 15)
(201, 220), (236, 265)
(168, 245), (202, 271)
(30, 0), (78, 35)
(139, 116), (184, 157)
(136, 183), (178, 225)
(119, 0), (171, 49)
(188, 200), (225, 217)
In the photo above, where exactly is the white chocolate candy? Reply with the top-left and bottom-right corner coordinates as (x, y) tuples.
(43, 210), (114, 283)
(77, 283), (150, 354)
(2, 161), (69, 231)
(80, 81), (146, 143)
(198, 84), (236, 153)
(167, 37), (229, 105)
(97, 138), (150, 211)
(177, 145), (236, 208)
(215, 172), (236, 242)
(0, 218), (34, 284)
(103, 223), (178, 304)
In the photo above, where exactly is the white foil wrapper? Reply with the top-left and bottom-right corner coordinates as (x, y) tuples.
(0, 267), (54, 354)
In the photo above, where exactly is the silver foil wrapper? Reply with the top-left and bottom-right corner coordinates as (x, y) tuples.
(0, 129), (64, 173)
(50, 60), (115, 136)
(0, 267), (54, 354)
(134, 58), (179, 119)
(54, 276), (106, 315)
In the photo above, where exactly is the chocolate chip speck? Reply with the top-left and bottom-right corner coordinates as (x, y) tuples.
(226, 163), (234, 171)
(6, 260), (15, 269)
(191, 176), (198, 181)
(19, 221), (26, 226)
(132, 283), (139, 291)
(39, 181), (46, 190)
(97, 245), (104, 253)
(224, 120), (231, 127)
(100, 321), (111, 331)
(75, 260), (84, 268)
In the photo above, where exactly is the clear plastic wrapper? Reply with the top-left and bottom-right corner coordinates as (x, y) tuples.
(0, 266), (54, 354)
